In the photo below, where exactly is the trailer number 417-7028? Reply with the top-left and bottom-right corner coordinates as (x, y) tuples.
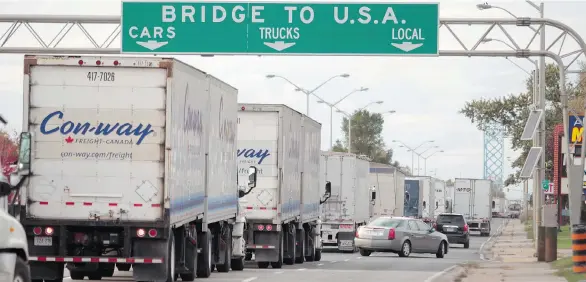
(34, 236), (53, 246)
(87, 71), (116, 82)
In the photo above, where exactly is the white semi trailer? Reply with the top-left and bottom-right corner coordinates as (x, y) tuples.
(319, 152), (370, 252)
(15, 55), (258, 282)
(237, 104), (330, 268)
(453, 178), (493, 236)
(369, 163), (405, 218)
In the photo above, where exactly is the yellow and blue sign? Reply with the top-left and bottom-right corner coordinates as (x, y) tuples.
(569, 115), (584, 147)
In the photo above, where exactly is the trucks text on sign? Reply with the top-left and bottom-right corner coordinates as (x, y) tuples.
(121, 1), (439, 55)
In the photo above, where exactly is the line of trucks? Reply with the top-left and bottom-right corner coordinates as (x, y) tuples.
(1, 55), (499, 282)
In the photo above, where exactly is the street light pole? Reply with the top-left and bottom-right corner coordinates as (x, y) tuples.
(414, 146), (439, 175)
(477, 0), (546, 259)
(317, 87), (369, 149)
(337, 101), (385, 153)
(265, 73), (350, 116)
(392, 140), (435, 175)
(422, 150), (445, 176)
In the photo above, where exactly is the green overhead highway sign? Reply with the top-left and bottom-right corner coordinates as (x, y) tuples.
(121, 1), (440, 55)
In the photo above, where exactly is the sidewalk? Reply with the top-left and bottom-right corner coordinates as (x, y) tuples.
(457, 219), (567, 282)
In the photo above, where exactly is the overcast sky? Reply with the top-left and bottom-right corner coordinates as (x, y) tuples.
(0, 0), (584, 200)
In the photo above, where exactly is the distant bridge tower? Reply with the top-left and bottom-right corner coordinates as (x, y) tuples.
(483, 122), (505, 189)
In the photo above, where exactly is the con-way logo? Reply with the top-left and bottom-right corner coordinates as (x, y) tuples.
(237, 148), (270, 165)
(40, 110), (154, 145)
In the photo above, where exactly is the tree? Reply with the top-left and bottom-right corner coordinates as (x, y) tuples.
(459, 62), (586, 186)
(446, 179), (454, 186)
(0, 129), (18, 177)
(331, 109), (402, 166)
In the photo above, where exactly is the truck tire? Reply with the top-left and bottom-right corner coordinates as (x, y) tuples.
(270, 233), (284, 269)
(295, 231), (305, 264)
(165, 233), (177, 282)
(99, 263), (115, 277)
(284, 227), (296, 265)
(231, 257), (245, 271)
(314, 249), (322, 261)
(216, 228), (232, 273)
(304, 229), (315, 262)
(179, 233), (197, 281)
(69, 270), (85, 280)
(13, 256), (31, 282)
(196, 232), (212, 278)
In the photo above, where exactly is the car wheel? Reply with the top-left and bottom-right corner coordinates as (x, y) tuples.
(398, 241), (411, 257)
(359, 248), (371, 257)
(463, 241), (470, 249)
(13, 256), (30, 282)
(436, 241), (446, 258)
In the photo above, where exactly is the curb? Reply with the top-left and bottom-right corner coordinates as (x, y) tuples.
(479, 219), (509, 261)
(423, 265), (467, 282)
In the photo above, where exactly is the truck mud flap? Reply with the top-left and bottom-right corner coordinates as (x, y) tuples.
(132, 239), (169, 281)
(337, 232), (356, 251)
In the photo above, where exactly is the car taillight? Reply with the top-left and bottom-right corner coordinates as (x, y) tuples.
(388, 228), (395, 240)
(137, 228), (146, 237)
(463, 224), (469, 232)
(355, 228), (360, 238)
(258, 225), (264, 231)
(45, 227), (54, 236)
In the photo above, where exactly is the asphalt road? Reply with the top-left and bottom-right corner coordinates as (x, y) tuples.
(62, 218), (505, 282)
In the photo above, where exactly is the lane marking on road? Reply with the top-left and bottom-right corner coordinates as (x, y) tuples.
(317, 263), (324, 266)
(423, 265), (458, 282)
(344, 259), (349, 261)
(479, 219), (508, 260)
(331, 260), (337, 263)
(242, 277), (258, 282)
(298, 268), (307, 271)
(356, 257), (362, 259)
(274, 271), (284, 274)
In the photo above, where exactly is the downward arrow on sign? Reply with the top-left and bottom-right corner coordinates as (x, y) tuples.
(263, 41), (296, 52)
(136, 40), (168, 51)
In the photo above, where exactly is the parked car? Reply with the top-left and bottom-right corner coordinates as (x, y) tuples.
(433, 213), (470, 248)
(355, 216), (449, 258)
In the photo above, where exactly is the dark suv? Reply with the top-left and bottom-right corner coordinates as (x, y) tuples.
(433, 213), (470, 249)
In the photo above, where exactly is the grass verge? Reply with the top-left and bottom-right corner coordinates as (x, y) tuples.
(525, 221), (534, 240)
(552, 257), (586, 282)
(558, 225), (572, 250)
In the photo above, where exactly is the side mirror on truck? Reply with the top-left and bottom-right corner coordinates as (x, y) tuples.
(247, 166), (258, 189)
(0, 174), (11, 197)
(239, 166), (258, 198)
(320, 181), (332, 205)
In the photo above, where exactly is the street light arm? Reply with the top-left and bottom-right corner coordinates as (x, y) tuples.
(308, 74), (345, 93)
(423, 150), (443, 159)
(525, 0), (540, 11)
(413, 141), (433, 151)
(272, 75), (306, 93)
(492, 6), (519, 19)
(332, 89), (359, 106)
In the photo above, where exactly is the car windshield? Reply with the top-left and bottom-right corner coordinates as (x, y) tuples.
(437, 215), (465, 224)
(367, 217), (403, 228)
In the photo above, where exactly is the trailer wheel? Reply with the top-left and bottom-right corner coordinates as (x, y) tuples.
(164, 233), (176, 282)
(231, 257), (245, 271)
(270, 233), (284, 269)
(283, 227), (296, 265)
(216, 227), (232, 273)
(179, 231), (197, 281)
(314, 249), (322, 261)
(196, 232), (212, 278)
